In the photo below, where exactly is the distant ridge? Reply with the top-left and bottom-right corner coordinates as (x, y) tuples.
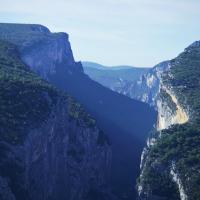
(82, 61), (149, 70)
(82, 61), (150, 96)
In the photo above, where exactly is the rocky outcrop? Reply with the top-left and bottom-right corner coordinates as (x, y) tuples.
(170, 162), (188, 200)
(137, 67), (190, 200)
(121, 61), (170, 106)
(137, 41), (200, 200)
(21, 32), (84, 79)
(82, 62), (148, 96)
(0, 98), (112, 200)
(123, 58), (189, 130)
(23, 98), (112, 200)
(0, 23), (82, 79)
(0, 40), (113, 200)
(0, 23), (157, 200)
(157, 85), (189, 130)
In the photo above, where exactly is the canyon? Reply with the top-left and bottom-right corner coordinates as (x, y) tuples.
(0, 23), (156, 200)
(0, 23), (200, 200)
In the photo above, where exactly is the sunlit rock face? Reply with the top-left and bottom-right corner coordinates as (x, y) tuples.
(137, 64), (190, 200)
(122, 61), (170, 106)
(137, 41), (200, 200)
(170, 162), (188, 200)
(131, 60), (189, 131)
(126, 60), (188, 131)
(157, 85), (189, 130)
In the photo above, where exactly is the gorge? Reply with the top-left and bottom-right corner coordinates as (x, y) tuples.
(83, 40), (200, 200)
(0, 23), (200, 200)
(0, 23), (156, 200)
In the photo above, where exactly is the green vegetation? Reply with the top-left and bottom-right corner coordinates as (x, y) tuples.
(140, 164), (180, 200)
(139, 43), (200, 200)
(0, 40), (58, 144)
(0, 23), (65, 53)
(163, 44), (200, 119)
(68, 96), (96, 128)
(142, 123), (200, 199)
(0, 40), (98, 145)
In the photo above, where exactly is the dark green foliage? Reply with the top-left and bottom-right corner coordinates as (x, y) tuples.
(159, 123), (200, 200)
(160, 44), (200, 199)
(141, 166), (180, 199)
(0, 39), (109, 200)
(0, 23), (63, 53)
(0, 40), (97, 145)
(139, 43), (200, 200)
(68, 96), (96, 128)
(163, 45), (200, 119)
(143, 122), (200, 200)
(0, 23), (157, 199)
(0, 40), (59, 199)
(0, 40), (59, 144)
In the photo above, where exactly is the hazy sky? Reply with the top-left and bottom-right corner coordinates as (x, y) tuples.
(0, 0), (200, 67)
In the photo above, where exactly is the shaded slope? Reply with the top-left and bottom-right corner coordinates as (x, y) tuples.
(49, 64), (157, 198)
(0, 40), (113, 200)
(0, 23), (157, 199)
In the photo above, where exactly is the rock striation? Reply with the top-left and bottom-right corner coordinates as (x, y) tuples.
(0, 38), (112, 200)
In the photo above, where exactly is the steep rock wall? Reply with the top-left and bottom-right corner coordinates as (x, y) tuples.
(137, 67), (190, 200)
(0, 23), (157, 200)
(0, 98), (112, 200)
(157, 85), (189, 130)
(121, 61), (170, 106)
(137, 42), (200, 200)
(0, 40), (113, 200)
(23, 98), (112, 200)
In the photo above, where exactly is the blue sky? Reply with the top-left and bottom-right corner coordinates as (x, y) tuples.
(0, 0), (200, 67)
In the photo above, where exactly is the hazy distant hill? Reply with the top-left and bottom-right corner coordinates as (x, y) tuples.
(82, 61), (149, 94)
(82, 61), (135, 70)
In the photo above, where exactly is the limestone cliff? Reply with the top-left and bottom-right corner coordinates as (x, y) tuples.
(0, 23), (157, 200)
(137, 42), (200, 200)
(0, 39), (113, 200)
(0, 23), (82, 79)
(121, 61), (170, 106)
